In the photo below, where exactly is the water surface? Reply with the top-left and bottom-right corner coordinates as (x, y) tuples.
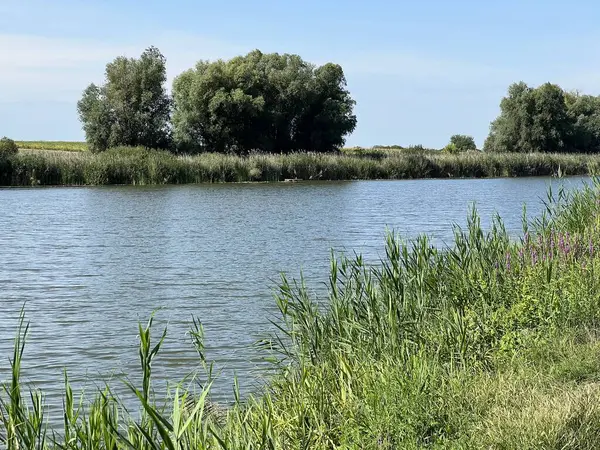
(0, 177), (589, 417)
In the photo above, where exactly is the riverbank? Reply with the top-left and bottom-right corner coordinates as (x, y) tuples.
(1, 146), (600, 186)
(3, 179), (600, 448)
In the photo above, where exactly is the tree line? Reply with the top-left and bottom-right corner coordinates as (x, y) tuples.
(77, 47), (357, 154)
(77, 46), (600, 155)
(485, 82), (600, 153)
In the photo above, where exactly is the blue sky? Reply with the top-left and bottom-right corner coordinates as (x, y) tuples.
(2, 0), (600, 148)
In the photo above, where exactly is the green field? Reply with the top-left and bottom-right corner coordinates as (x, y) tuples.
(3, 179), (600, 448)
(14, 141), (427, 155)
(15, 141), (88, 152)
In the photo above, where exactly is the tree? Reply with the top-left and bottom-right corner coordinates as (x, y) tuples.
(172, 50), (357, 154)
(293, 63), (358, 152)
(77, 84), (113, 152)
(565, 92), (600, 152)
(484, 82), (572, 153)
(0, 137), (18, 159)
(528, 83), (570, 152)
(484, 82), (535, 152)
(78, 46), (172, 152)
(449, 134), (477, 152)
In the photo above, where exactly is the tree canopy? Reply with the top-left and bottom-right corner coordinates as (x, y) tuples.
(77, 46), (172, 152)
(447, 134), (477, 153)
(171, 50), (357, 154)
(484, 82), (600, 153)
(0, 137), (18, 160)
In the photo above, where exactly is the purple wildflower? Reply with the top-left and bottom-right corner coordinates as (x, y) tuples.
(559, 234), (565, 253)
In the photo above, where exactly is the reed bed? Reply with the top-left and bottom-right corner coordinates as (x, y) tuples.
(3, 179), (600, 448)
(1, 147), (600, 186)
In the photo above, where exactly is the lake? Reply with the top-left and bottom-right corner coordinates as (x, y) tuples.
(0, 176), (590, 418)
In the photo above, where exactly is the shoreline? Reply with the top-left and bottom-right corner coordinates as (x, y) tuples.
(1, 146), (598, 187)
(0, 173), (589, 189)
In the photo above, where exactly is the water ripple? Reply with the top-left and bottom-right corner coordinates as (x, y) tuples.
(0, 177), (588, 423)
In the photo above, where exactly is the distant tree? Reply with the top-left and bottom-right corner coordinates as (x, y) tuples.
(484, 82), (572, 153)
(449, 134), (477, 152)
(172, 50), (357, 154)
(565, 92), (600, 152)
(292, 63), (358, 152)
(485, 82), (535, 152)
(0, 137), (18, 159)
(77, 85), (113, 152)
(529, 83), (571, 152)
(77, 46), (172, 152)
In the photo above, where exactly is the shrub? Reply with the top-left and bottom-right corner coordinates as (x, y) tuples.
(0, 137), (18, 158)
(450, 134), (477, 151)
(442, 143), (460, 154)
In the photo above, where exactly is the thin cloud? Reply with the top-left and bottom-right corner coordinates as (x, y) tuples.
(0, 32), (245, 102)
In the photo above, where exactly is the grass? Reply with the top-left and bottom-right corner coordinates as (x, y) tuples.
(1, 146), (600, 186)
(4, 178), (600, 448)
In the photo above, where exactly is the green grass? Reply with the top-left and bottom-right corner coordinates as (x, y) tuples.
(3, 178), (600, 448)
(1, 146), (600, 186)
(15, 141), (88, 152)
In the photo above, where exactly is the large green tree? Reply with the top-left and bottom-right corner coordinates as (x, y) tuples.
(483, 82), (600, 153)
(77, 46), (172, 152)
(565, 92), (600, 152)
(172, 50), (357, 154)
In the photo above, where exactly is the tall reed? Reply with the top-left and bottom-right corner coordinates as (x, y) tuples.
(2, 148), (600, 186)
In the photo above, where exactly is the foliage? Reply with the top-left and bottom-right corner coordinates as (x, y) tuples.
(484, 82), (600, 153)
(172, 50), (357, 154)
(0, 137), (18, 159)
(566, 92), (600, 153)
(77, 46), (172, 152)
(449, 134), (477, 152)
(442, 142), (459, 154)
(4, 180), (600, 448)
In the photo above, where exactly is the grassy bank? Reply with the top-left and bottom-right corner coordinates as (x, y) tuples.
(1, 147), (600, 186)
(4, 179), (600, 448)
